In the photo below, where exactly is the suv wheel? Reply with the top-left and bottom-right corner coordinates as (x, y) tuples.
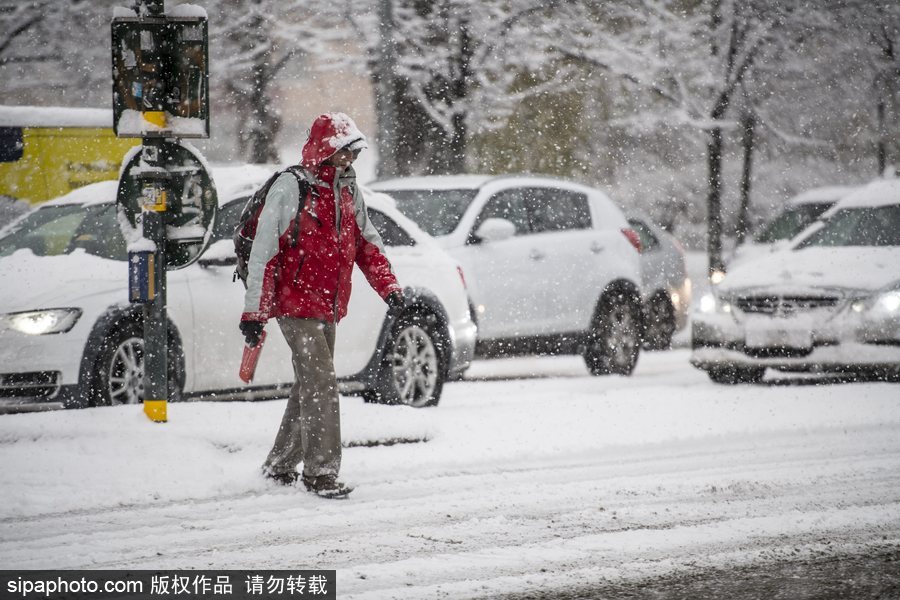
(366, 311), (444, 407)
(707, 365), (765, 385)
(642, 294), (675, 351)
(88, 322), (184, 407)
(583, 293), (642, 376)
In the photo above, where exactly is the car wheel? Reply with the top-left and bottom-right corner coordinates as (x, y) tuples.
(707, 365), (765, 385)
(642, 294), (675, 351)
(366, 311), (445, 408)
(583, 293), (642, 376)
(89, 322), (184, 407)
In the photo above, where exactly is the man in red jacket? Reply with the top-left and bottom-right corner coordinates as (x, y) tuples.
(240, 113), (404, 498)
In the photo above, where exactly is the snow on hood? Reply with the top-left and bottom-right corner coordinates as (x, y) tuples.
(719, 246), (900, 295)
(0, 250), (125, 312)
(300, 112), (368, 169)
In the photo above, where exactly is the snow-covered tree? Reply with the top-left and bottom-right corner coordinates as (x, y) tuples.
(824, 2), (900, 175)
(324, 0), (573, 176)
(204, 0), (352, 163)
(0, 1), (110, 103)
(550, 0), (842, 271)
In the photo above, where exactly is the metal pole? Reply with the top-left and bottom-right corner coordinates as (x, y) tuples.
(140, 0), (168, 422)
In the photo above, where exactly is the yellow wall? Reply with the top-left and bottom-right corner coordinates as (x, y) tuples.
(0, 127), (138, 205)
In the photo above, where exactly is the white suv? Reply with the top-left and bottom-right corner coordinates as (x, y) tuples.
(0, 167), (476, 409)
(370, 175), (644, 375)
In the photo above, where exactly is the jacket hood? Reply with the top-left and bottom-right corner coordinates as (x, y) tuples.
(300, 112), (368, 169)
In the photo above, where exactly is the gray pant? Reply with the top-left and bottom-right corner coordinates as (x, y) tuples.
(263, 318), (341, 478)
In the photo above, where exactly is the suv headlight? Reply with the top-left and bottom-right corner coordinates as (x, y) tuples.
(698, 292), (732, 315)
(0, 308), (83, 335)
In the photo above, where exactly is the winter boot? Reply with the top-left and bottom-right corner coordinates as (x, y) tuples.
(263, 468), (299, 486)
(301, 473), (353, 499)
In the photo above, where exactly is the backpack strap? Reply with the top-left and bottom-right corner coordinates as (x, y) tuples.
(285, 166), (313, 248)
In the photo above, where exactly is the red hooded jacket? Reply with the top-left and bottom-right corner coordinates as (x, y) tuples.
(241, 113), (400, 323)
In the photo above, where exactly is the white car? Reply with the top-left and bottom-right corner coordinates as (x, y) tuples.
(692, 179), (900, 383)
(370, 175), (644, 375)
(626, 213), (692, 350)
(730, 185), (859, 266)
(0, 165), (476, 409)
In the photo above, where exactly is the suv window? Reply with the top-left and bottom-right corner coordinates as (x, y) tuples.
(367, 209), (416, 247)
(211, 198), (247, 242)
(627, 218), (660, 251)
(525, 188), (591, 233)
(385, 188), (478, 236)
(474, 189), (530, 236)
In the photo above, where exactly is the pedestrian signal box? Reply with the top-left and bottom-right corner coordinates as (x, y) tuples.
(111, 12), (209, 138)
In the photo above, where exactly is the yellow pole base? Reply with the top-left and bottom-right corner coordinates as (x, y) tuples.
(144, 400), (167, 423)
(143, 111), (167, 128)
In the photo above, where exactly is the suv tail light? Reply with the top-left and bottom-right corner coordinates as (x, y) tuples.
(621, 228), (642, 253)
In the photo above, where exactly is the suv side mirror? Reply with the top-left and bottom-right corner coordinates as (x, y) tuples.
(198, 239), (237, 268)
(474, 218), (516, 243)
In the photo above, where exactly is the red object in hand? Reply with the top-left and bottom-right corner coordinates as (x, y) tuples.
(239, 330), (267, 383)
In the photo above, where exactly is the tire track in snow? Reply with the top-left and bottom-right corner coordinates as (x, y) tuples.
(2, 427), (899, 585)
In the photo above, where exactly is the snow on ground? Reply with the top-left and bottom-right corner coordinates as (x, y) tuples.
(1, 350), (898, 599)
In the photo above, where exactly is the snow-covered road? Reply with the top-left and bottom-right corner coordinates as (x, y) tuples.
(1, 351), (898, 599)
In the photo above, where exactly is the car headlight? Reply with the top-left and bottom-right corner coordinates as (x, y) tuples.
(0, 308), (82, 335)
(698, 292), (732, 315)
(850, 284), (900, 315)
(876, 290), (900, 313)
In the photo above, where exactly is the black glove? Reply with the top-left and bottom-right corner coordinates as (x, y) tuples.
(240, 320), (265, 347)
(386, 290), (405, 317)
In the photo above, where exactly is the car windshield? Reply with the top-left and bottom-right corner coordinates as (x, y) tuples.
(0, 203), (127, 261)
(796, 205), (900, 248)
(753, 202), (833, 243)
(381, 188), (478, 236)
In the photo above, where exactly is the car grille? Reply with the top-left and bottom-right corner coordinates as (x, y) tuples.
(0, 371), (61, 399)
(743, 346), (814, 359)
(734, 295), (841, 317)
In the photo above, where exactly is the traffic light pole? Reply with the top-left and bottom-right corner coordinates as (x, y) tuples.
(114, 0), (211, 422)
(141, 0), (168, 423)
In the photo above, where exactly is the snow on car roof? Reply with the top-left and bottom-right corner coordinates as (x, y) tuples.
(833, 179), (900, 209)
(39, 164), (276, 209)
(788, 185), (859, 205)
(208, 163), (276, 199)
(371, 173), (606, 194)
(371, 175), (494, 190)
(0, 105), (112, 128)
(42, 180), (119, 208)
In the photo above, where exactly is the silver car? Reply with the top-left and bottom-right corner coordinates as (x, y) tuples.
(627, 213), (692, 350)
(691, 179), (900, 383)
(729, 185), (858, 267)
